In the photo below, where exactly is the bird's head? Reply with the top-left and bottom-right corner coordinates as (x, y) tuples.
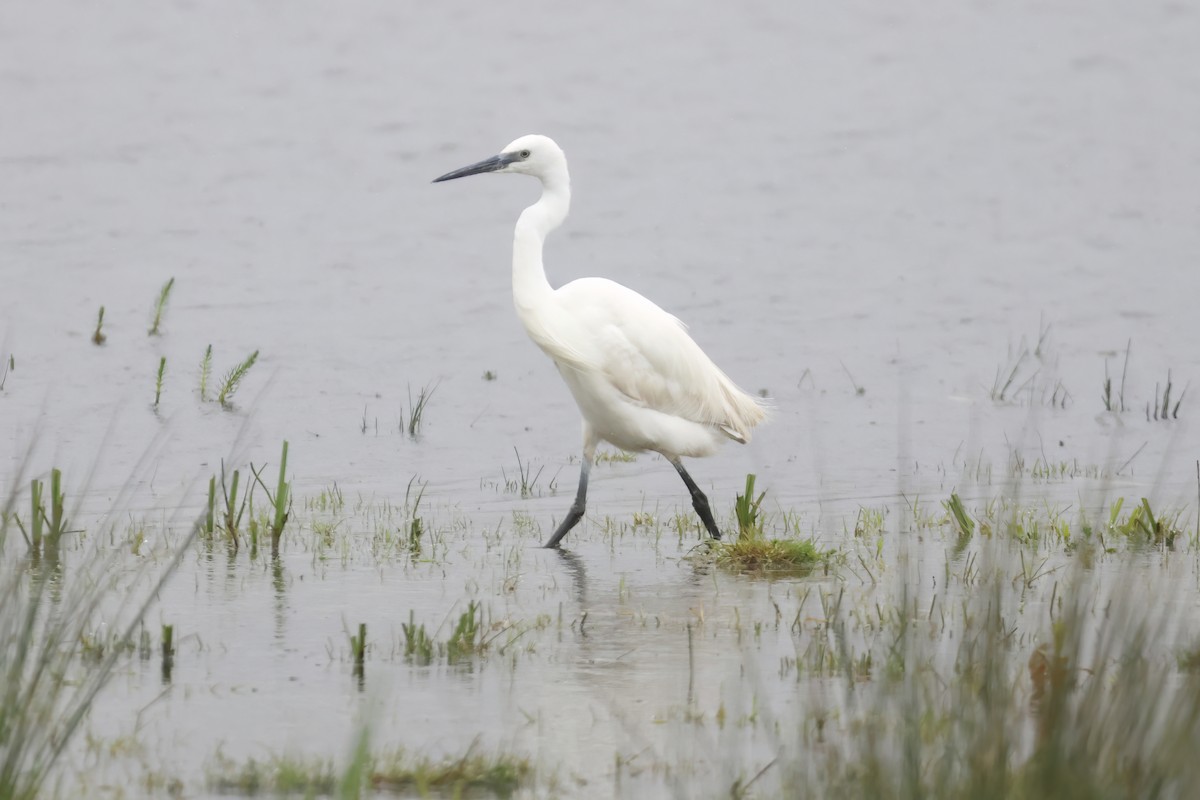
(433, 134), (567, 186)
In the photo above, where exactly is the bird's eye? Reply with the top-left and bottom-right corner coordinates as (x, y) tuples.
(519, 150), (531, 159)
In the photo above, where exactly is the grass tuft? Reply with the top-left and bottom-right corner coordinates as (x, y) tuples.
(249, 441), (290, 557)
(734, 473), (766, 538)
(405, 380), (439, 437)
(715, 474), (832, 574)
(715, 537), (829, 574)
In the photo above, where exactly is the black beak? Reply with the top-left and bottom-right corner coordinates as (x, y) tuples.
(432, 153), (513, 183)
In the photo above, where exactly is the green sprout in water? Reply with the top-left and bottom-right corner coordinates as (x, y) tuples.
(1101, 338), (1131, 413)
(198, 344), (213, 402)
(945, 492), (974, 538)
(153, 356), (166, 409)
(250, 441), (291, 557)
(217, 349), (259, 407)
(715, 474), (832, 574)
(734, 473), (766, 539)
(503, 448), (544, 499)
(148, 276), (175, 336)
(91, 306), (106, 346)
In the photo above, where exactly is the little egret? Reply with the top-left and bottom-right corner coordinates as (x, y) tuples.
(434, 135), (766, 548)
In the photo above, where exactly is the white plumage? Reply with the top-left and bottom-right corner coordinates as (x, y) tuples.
(434, 134), (766, 548)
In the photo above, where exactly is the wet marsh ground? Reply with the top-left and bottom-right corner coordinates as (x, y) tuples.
(5, 1), (1200, 798)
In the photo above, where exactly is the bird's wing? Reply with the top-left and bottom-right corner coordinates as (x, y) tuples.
(557, 279), (766, 442)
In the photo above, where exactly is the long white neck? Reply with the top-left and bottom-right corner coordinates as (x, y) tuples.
(512, 168), (570, 322)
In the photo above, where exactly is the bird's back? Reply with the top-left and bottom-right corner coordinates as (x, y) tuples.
(537, 277), (766, 449)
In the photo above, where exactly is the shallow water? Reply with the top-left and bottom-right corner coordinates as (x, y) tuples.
(3, 0), (1200, 796)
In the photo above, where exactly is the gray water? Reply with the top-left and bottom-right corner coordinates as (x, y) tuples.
(3, 1), (1200, 797)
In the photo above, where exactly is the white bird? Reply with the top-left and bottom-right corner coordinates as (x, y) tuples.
(434, 135), (766, 548)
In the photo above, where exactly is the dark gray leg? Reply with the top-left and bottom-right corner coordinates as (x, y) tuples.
(671, 459), (722, 541)
(544, 456), (590, 549)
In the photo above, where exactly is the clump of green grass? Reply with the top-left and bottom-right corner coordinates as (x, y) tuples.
(147, 277), (174, 336)
(735, 473), (766, 538)
(402, 612), (435, 666)
(1107, 497), (1185, 548)
(715, 537), (829, 573)
(216, 349), (259, 408)
(714, 475), (832, 574)
(405, 380), (439, 437)
(446, 601), (482, 663)
(91, 306), (106, 345)
(401, 602), (489, 666)
(945, 492), (974, 541)
(12, 468), (72, 565)
(249, 441), (290, 557)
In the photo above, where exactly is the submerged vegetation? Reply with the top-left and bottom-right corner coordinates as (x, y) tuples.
(0, 465), (198, 800)
(3, 345), (1200, 797)
(3, 443), (1200, 797)
(206, 745), (532, 798)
